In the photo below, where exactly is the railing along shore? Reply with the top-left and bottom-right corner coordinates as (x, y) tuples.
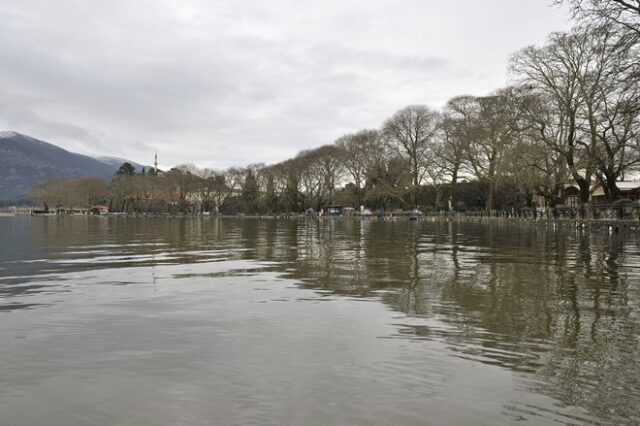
(4, 203), (640, 231)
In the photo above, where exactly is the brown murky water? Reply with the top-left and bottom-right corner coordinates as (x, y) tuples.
(1, 217), (639, 425)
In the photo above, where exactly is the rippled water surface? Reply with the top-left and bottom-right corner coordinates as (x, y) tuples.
(1, 217), (639, 425)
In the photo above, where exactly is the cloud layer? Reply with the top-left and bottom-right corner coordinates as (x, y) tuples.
(0, 0), (570, 169)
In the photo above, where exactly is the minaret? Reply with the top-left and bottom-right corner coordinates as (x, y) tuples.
(154, 153), (158, 175)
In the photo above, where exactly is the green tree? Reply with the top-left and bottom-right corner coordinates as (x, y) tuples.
(115, 162), (135, 176)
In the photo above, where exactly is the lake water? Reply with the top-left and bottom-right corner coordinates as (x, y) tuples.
(1, 217), (639, 425)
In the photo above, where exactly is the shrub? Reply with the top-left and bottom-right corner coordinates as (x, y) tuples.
(613, 198), (634, 205)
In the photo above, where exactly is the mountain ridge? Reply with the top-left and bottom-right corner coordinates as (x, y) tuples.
(0, 131), (144, 203)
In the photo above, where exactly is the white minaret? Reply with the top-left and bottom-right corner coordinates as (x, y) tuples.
(154, 153), (158, 175)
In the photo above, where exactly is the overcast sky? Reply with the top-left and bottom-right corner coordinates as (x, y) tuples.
(0, 0), (571, 169)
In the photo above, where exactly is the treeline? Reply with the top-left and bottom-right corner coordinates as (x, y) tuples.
(30, 165), (236, 214)
(30, 0), (640, 214)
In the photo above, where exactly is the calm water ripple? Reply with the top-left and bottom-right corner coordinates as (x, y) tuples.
(1, 216), (639, 425)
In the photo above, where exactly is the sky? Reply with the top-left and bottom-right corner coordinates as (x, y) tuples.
(0, 0), (571, 169)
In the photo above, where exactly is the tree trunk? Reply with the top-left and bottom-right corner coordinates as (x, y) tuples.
(604, 172), (621, 201)
(485, 182), (494, 212)
(450, 167), (459, 203)
(575, 177), (590, 204)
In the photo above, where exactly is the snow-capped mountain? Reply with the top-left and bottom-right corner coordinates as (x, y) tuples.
(0, 131), (147, 203)
(92, 155), (151, 174)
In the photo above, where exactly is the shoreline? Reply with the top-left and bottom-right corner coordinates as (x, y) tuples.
(3, 212), (640, 232)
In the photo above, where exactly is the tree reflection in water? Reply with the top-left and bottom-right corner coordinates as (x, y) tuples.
(259, 218), (640, 424)
(8, 216), (640, 423)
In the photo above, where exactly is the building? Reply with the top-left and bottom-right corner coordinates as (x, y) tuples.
(564, 181), (640, 205)
(324, 205), (343, 215)
(591, 181), (640, 203)
(91, 205), (110, 215)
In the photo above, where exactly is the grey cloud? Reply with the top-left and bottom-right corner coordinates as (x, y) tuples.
(0, 0), (571, 168)
(302, 43), (450, 73)
(0, 102), (95, 144)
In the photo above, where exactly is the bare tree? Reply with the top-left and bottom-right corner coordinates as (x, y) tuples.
(511, 30), (595, 203)
(319, 145), (344, 205)
(561, 0), (640, 37)
(364, 156), (411, 210)
(213, 167), (244, 212)
(577, 26), (640, 198)
(293, 147), (344, 211)
(30, 177), (109, 211)
(512, 89), (570, 205)
(439, 96), (476, 202)
(513, 23), (640, 202)
(193, 168), (219, 213)
(74, 177), (109, 209)
(335, 129), (382, 206)
(382, 105), (440, 208)
(457, 91), (522, 211)
(29, 178), (70, 211)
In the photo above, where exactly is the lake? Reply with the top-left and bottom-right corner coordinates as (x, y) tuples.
(1, 217), (639, 425)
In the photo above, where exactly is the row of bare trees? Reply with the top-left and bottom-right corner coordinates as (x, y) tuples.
(29, 166), (243, 214)
(30, 1), (640, 214)
(256, 2), (640, 212)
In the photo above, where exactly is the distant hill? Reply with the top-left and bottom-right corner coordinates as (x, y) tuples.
(0, 131), (142, 203)
(92, 155), (151, 174)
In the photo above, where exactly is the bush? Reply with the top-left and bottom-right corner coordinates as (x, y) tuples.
(613, 198), (634, 205)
